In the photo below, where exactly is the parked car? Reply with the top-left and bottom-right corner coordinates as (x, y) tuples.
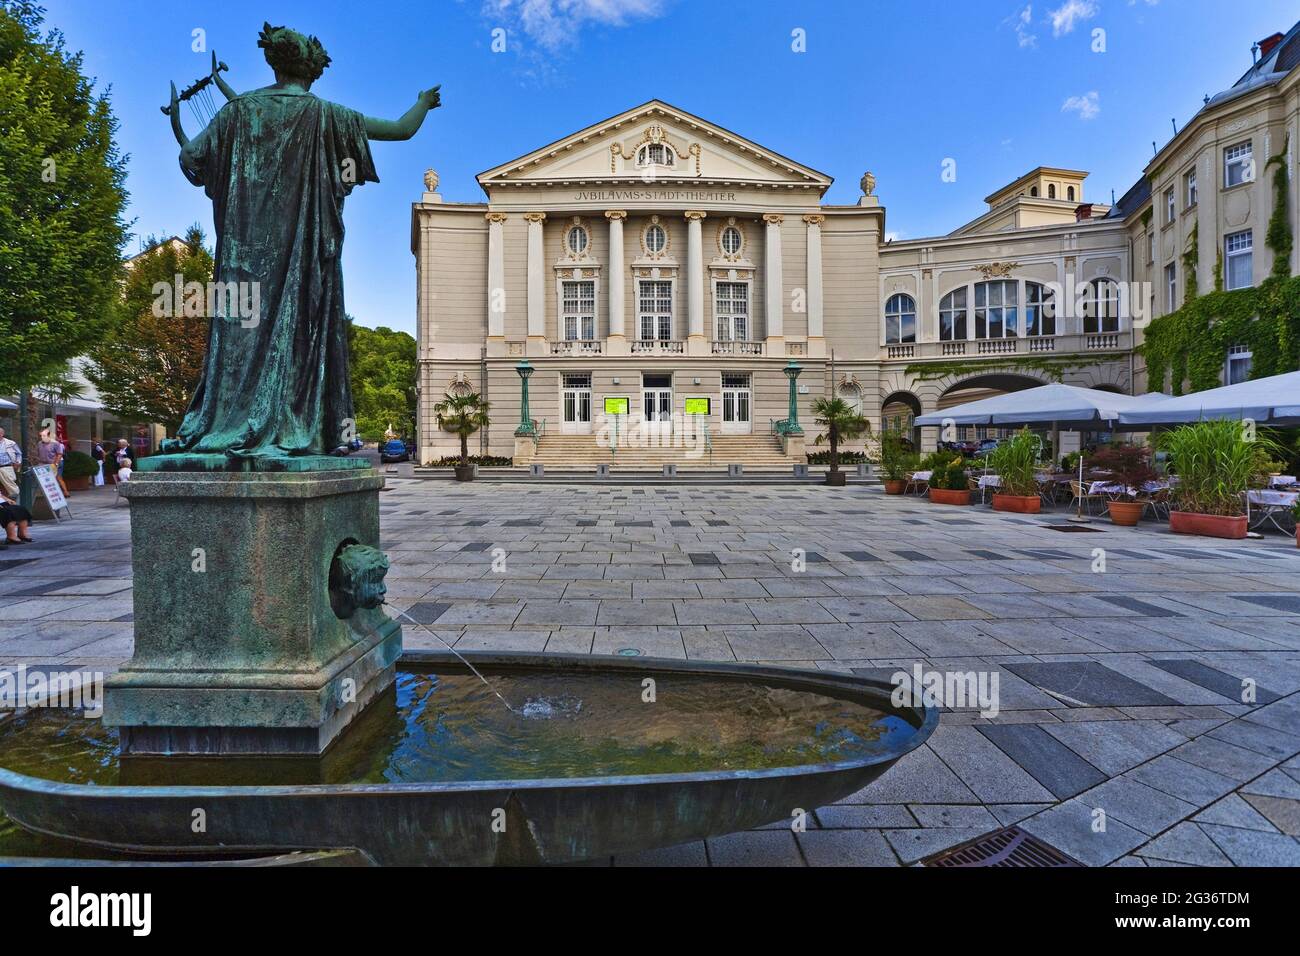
(379, 439), (409, 463)
(348, 437), (364, 452)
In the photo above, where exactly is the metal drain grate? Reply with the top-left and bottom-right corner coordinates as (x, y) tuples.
(923, 826), (1083, 867)
(1044, 524), (1105, 533)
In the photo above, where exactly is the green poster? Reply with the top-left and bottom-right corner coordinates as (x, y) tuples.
(604, 396), (629, 415)
(684, 397), (710, 415)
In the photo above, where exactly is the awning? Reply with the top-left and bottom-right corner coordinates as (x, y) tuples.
(913, 383), (1167, 429)
(1116, 371), (1300, 428)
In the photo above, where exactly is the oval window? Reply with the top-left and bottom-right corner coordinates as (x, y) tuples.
(646, 224), (667, 254)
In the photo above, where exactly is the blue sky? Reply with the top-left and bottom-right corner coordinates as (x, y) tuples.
(41, 0), (1300, 336)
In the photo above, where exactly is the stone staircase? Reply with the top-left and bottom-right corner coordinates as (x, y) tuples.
(526, 433), (792, 470)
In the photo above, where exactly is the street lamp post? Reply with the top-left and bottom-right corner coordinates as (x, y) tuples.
(514, 360), (536, 437)
(782, 361), (804, 435)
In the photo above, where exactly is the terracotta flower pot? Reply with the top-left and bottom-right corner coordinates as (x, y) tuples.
(883, 479), (907, 495)
(928, 488), (971, 506)
(1169, 511), (1247, 539)
(1106, 500), (1145, 526)
(64, 475), (91, 492)
(992, 493), (1040, 514)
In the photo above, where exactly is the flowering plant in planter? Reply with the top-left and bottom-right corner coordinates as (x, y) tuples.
(1086, 443), (1157, 501)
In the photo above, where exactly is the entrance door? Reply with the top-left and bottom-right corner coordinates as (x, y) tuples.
(641, 373), (673, 436)
(561, 373), (592, 434)
(721, 372), (751, 434)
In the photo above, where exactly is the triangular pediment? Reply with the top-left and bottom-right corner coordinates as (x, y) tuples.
(476, 100), (831, 194)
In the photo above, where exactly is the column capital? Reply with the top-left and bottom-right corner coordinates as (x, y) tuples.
(762, 213), (785, 225)
(485, 212), (509, 224)
(604, 209), (628, 221)
(683, 209), (708, 221)
(802, 214), (825, 226)
(523, 212), (547, 223)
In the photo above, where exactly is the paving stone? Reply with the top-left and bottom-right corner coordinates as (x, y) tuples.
(796, 829), (899, 866)
(1136, 823), (1233, 866)
(988, 803), (1053, 826)
(1076, 776), (1197, 835)
(908, 804), (998, 829)
(1127, 755), (1240, 806)
(1240, 794), (1300, 835)
(705, 830), (804, 867)
(1042, 719), (1188, 776)
(1193, 793), (1280, 832)
(1148, 659), (1282, 705)
(884, 826), (999, 865)
(1019, 799), (1149, 867)
(816, 805), (915, 829)
(721, 626), (826, 661)
(1169, 736), (1279, 783)
(845, 745), (979, 805)
(1240, 767), (1300, 799)
(1209, 718), (1300, 761)
(927, 725), (1056, 803)
(1199, 822), (1300, 866)
(1003, 661), (1179, 707)
(976, 723), (1107, 799)
(615, 841), (709, 867)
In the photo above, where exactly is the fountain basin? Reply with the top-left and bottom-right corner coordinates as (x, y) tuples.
(0, 652), (937, 865)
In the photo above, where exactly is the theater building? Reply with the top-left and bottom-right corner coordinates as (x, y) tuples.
(410, 25), (1300, 465)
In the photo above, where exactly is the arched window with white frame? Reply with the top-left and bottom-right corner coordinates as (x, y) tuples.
(636, 142), (675, 168)
(939, 288), (968, 341)
(884, 293), (917, 344)
(1024, 282), (1055, 337)
(1081, 279), (1121, 334)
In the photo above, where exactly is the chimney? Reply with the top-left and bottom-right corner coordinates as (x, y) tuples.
(1075, 203), (1095, 222)
(1259, 32), (1284, 60)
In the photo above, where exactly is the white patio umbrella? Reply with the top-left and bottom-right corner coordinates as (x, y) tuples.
(914, 383), (1171, 522)
(913, 382), (1163, 429)
(0, 398), (16, 411)
(1116, 370), (1300, 428)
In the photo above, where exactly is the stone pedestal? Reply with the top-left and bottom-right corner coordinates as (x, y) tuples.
(781, 433), (806, 458)
(103, 459), (402, 756)
(513, 435), (538, 462)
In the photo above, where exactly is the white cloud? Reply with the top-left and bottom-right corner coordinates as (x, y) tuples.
(1048, 0), (1098, 37)
(1010, 4), (1037, 48)
(1061, 90), (1100, 119)
(484, 0), (670, 50)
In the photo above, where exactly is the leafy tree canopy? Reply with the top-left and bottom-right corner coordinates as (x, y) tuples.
(84, 227), (214, 432)
(0, 0), (129, 394)
(347, 321), (416, 440)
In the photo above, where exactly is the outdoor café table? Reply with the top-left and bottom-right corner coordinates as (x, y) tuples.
(1268, 475), (1297, 488)
(1088, 479), (1170, 498)
(976, 474), (1000, 503)
(1247, 488), (1299, 533)
(906, 470), (932, 495)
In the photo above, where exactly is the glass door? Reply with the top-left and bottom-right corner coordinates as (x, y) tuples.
(641, 373), (673, 436)
(561, 373), (592, 434)
(721, 372), (751, 434)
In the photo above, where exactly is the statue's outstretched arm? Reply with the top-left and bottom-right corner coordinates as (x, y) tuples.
(366, 86), (440, 142)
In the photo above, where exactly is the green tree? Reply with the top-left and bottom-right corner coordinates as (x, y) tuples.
(812, 396), (870, 476)
(84, 228), (214, 432)
(434, 391), (490, 467)
(0, 1), (129, 395)
(347, 322), (416, 440)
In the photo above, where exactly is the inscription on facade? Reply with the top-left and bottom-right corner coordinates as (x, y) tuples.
(574, 190), (738, 203)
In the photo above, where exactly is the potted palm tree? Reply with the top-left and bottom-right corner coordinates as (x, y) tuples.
(812, 396), (870, 487)
(434, 390), (490, 482)
(986, 428), (1042, 513)
(927, 453), (971, 505)
(879, 431), (913, 494)
(1087, 443), (1158, 526)
(1158, 420), (1280, 539)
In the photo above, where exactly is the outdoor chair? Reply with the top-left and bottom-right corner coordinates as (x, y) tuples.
(1069, 480), (1106, 516)
(904, 474), (928, 496)
(1141, 487), (1171, 521)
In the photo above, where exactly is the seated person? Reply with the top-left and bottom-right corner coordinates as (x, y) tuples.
(0, 494), (33, 544)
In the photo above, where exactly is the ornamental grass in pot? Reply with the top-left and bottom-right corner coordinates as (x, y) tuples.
(985, 428), (1042, 514)
(1157, 420), (1279, 539)
(1087, 442), (1158, 526)
(926, 454), (971, 506)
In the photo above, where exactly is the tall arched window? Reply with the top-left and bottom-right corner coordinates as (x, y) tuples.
(1025, 282), (1055, 337)
(1081, 279), (1121, 334)
(884, 293), (917, 344)
(974, 280), (1018, 338)
(1067, 185), (1076, 201)
(939, 288), (968, 341)
(1048, 184), (1056, 199)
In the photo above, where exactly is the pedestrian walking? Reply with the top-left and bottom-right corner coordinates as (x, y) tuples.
(0, 427), (20, 500)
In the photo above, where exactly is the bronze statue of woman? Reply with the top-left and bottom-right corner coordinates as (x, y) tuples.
(160, 23), (439, 464)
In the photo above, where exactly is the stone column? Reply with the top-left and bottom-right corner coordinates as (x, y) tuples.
(605, 210), (629, 356)
(803, 214), (825, 357)
(524, 212), (547, 355)
(763, 214), (785, 350)
(685, 210), (708, 356)
(486, 212), (507, 343)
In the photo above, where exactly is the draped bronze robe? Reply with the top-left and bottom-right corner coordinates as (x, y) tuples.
(162, 87), (377, 460)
